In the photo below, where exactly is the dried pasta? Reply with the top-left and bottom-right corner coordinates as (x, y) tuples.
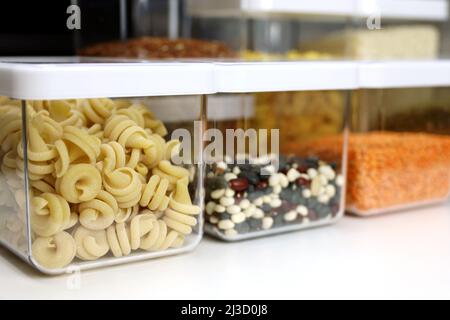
(0, 96), (199, 270)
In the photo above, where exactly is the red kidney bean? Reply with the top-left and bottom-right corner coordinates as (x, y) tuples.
(229, 178), (249, 192)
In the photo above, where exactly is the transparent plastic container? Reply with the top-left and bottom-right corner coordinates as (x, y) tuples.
(348, 61), (450, 215)
(183, 0), (353, 61)
(347, 0), (449, 60)
(78, 0), (237, 60)
(203, 61), (355, 240)
(0, 58), (208, 274)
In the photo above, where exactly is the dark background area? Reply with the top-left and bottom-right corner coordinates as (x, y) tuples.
(0, 0), (135, 56)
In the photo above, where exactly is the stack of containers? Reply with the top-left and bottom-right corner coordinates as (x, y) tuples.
(1, 0), (450, 275)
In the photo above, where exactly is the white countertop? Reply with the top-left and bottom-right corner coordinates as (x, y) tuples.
(1, 202), (449, 300)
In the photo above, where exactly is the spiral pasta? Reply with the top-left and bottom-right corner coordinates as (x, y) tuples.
(163, 180), (200, 235)
(0, 108), (21, 153)
(32, 231), (77, 269)
(31, 100), (86, 128)
(31, 192), (71, 237)
(96, 141), (141, 173)
(142, 134), (180, 168)
(139, 219), (184, 251)
(152, 160), (190, 191)
(79, 190), (118, 230)
(104, 114), (152, 149)
(116, 204), (139, 223)
(140, 175), (170, 211)
(54, 126), (101, 177)
(57, 164), (102, 203)
(16, 120), (56, 181)
(73, 226), (110, 261)
(77, 99), (114, 126)
(103, 166), (142, 208)
(106, 222), (131, 257)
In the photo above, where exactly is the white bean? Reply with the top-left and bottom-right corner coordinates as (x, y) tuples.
(225, 188), (235, 197)
(239, 199), (250, 209)
(215, 204), (226, 213)
(307, 168), (318, 179)
(243, 205), (256, 218)
(227, 205), (241, 215)
(209, 216), (218, 224)
(284, 210), (298, 222)
(218, 219), (235, 230)
(296, 205), (308, 217)
(273, 185), (282, 194)
(270, 198), (282, 208)
(220, 196), (235, 207)
(206, 201), (216, 215)
(262, 217), (274, 230)
(278, 173), (289, 188)
(231, 212), (246, 224)
(318, 194), (330, 204)
(319, 174), (328, 186)
(302, 189), (312, 199)
(225, 229), (238, 236)
(224, 173), (237, 181)
(287, 168), (301, 182)
(253, 208), (264, 219)
(269, 174), (280, 187)
(211, 189), (225, 199)
(325, 185), (336, 197)
(216, 161), (227, 171)
(253, 197), (263, 207)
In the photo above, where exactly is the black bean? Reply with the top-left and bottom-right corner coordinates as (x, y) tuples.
(235, 222), (250, 234)
(248, 218), (263, 231)
(219, 212), (232, 220)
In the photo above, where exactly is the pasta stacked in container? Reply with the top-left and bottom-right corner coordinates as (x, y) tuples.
(0, 97), (200, 269)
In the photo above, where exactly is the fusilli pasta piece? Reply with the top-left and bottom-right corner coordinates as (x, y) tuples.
(79, 190), (118, 230)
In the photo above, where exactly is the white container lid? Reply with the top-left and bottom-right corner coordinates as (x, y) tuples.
(359, 60), (450, 88)
(187, 0), (448, 21)
(0, 57), (215, 100)
(214, 61), (359, 92)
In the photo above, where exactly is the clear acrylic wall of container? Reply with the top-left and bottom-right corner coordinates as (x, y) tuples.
(0, 60), (207, 274)
(183, 0), (352, 61)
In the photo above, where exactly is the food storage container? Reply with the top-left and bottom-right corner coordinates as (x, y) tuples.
(203, 61), (356, 240)
(343, 0), (449, 60)
(0, 58), (209, 274)
(349, 61), (450, 215)
(78, 0), (238, 60)
(183, 0), (354, 61)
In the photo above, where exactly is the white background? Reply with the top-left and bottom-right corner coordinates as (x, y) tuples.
(0, 202), (449, 300)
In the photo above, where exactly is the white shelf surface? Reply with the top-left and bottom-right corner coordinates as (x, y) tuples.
(1, 202), (449, 299)
(187, 0), (449, 21)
